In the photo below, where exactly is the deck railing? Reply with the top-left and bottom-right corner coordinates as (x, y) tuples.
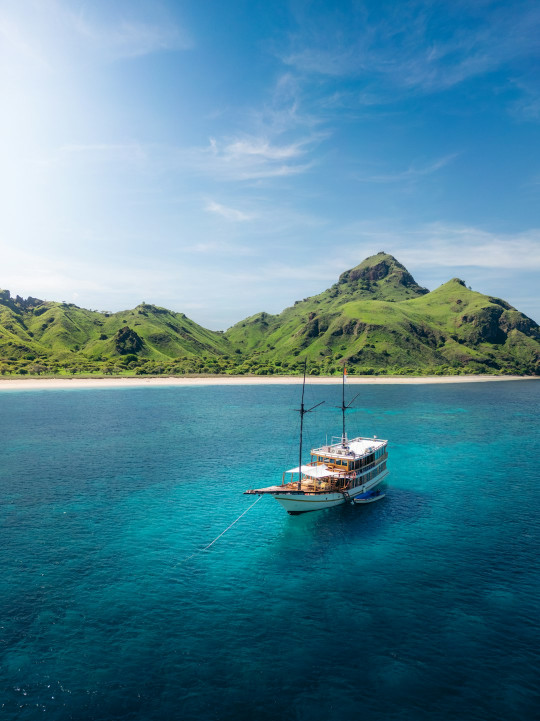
(312, 452), (388, 475)
(282, 453), (388, 487)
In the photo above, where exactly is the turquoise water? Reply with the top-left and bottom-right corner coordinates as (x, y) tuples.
(1, 381), (539, 720)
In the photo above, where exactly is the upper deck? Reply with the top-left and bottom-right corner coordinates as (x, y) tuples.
(311, 436), (387, 462)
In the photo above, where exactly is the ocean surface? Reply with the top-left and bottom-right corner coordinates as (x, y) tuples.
(1, 381), (539, 721)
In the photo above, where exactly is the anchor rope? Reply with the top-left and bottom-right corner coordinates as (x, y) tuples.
(176, 494), (263, 565)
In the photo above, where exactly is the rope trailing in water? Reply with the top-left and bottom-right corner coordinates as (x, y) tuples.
(177, 494), (263, 565)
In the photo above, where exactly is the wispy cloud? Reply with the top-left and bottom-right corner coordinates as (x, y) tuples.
(188, 71), (331, 182)
(180, 133), (324, 182)
(189, 240), (257, 256)
(58, 143), (148, 162)
(204, 201), (254, 222)
(0, 243), (254, 326)
(0, 13), (49, 68)
(401, 224), (540, 270)
(222, 137), (304, 161)
(340, 221), (540, 270)
(509, 78), (540, 122)
(248, 73), (324, 134)
(32, 133), (325, 188)
(355, 154), (458, 183)
(283, 0), (540, 98)
(70, 12), (192, 60)
(46, 135), (321, 182)
(0, 0), (192, 70)
(256, 259), (350, 283)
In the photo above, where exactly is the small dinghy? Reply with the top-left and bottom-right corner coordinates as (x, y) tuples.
(352, 489), (386, 504)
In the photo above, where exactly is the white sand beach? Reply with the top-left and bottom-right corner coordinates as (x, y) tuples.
(0, 375), (536, 391)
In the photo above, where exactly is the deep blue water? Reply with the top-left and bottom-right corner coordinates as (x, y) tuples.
(1, 381), (539, 721)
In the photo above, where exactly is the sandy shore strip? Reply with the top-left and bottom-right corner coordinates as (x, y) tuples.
(0, 375), (537, 391)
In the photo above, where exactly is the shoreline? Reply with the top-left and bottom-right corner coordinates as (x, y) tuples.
(0, 374), (537, 391)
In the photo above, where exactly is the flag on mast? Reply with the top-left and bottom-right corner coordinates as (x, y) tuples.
(343, 366), (347, 383)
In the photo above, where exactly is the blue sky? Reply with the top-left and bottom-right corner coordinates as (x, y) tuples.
(1, 0), (539, 328)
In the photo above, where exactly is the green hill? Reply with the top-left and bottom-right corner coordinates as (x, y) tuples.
(1, 253), (538, 376)
(223, 254), (538, 376)
(224, 253), (428, 355)
(0, 292), (231, 376)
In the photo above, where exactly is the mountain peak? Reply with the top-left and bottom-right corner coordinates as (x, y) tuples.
(337, 252), (428, 300)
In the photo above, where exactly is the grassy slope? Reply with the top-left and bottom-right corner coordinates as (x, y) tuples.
(1, 254), (539, 375)
(337, 279), (540, 372)
(81, 304), (230, 359)
(224, 252), (430, 360)
(0, 304), (50, 359)
(225, 270), (539, 374)
(0, 299), (230, 363)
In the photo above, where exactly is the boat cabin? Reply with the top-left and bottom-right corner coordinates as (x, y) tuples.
(311, 436), (387, 472)
(279, 436), (388, 492)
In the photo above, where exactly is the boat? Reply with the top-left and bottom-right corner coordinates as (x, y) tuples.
(352, 489), (386, 504)
(245, 366), (389, 514)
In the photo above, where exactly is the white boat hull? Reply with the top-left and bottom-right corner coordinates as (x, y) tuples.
(353, 492), (386, 504)
(273, 470), (389, 514)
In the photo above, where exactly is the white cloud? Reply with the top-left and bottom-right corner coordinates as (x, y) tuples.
(42, 135), (321, 182)
(355, 154), (458, 183)
(401, 225), (540, 270)
(204, 201), (253, 222)
(340, 222), (540, 270)
(178, 134), (323, 181)
(256, 260), (349, 283)
(56, 143), (149, 167)
(70, 12), (192, 60)
(224, 137), (304, 161)
(0, 13), (49, 68)
(187, 71), (330, 182)
(0, 243), (236, 320)
(3, 219), (539, 328)
(189, 240), (257, 257)
(0, 0), (192, 70)
(509, 78), (540, 122)
(283, 0), (540, 98)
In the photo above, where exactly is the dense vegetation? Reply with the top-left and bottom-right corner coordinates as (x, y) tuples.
(1, 253), (539, 377)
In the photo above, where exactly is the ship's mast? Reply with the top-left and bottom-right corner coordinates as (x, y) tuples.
(297, 361), (324, 490)
(339, 366), (360, 446)
(341, 366), (346, 443)
(298, 363), (307, 490)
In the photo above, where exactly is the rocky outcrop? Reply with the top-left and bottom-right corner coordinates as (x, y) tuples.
(499, 310), (539, 339)
(114, 326), (144, 354)
(0, 290), (44, 313)
(459, 307), (506, 344)
(457, 304), (539, 346)
(338, 256), (428, 295)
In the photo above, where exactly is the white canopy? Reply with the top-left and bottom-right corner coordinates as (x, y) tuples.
(285, 464), (345, 479)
